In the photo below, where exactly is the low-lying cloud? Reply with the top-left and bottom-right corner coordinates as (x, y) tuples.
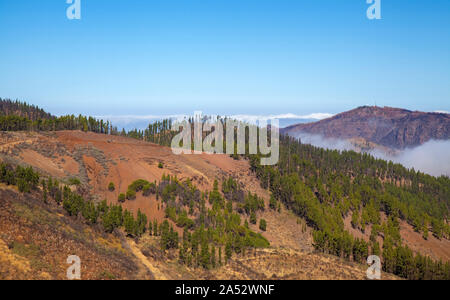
(291, 133), (450, 177)
(293, 133), (356, 152)
(97, 112), (334, 130)
(377, 140), (450, 177)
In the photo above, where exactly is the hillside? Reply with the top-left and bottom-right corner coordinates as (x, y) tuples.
(0, 130), (311, 252)
(0, 184), (149, 280)
(0, 130), (448, 279)
(1, 184), (398, 280)
(282, 106), (450, 150)
(0, 130), (403, 280)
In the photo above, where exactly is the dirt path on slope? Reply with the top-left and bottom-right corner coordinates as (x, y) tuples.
(127, 239), (167, 280)
(0, 139), (34, 153)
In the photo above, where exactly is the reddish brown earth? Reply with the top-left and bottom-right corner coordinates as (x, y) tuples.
(0, 130), (444, 280)
(0, 185), (148, 280)
(282, 106), (450, 149)
(0, 130), (310, 251)
(344, 213), (450, 262)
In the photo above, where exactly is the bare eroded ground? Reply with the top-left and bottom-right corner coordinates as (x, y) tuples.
(0, 130), (441, 280)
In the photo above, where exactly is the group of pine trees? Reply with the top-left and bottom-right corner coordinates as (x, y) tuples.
(0, 99), (253, 151)
(3, 99), (449, 278)
(116, 174), (270, 269)
(2, 159), (270, 270)
(0, 98), (116, 134)
(0, 99), (52, 120)
(154, 174), (270, 268)
(0, 99), (184, 143)
(247, 135), (450, 280)
(0, 163), (40, 193)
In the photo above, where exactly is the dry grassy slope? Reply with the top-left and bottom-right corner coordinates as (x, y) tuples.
(0, 130), (420, 280)
(0, 130), (311, 251)
(0, 184), (399, 280)
(0, 185), (150, 280)
(344, 212), (450, 262)
(134, 235), (399, 280)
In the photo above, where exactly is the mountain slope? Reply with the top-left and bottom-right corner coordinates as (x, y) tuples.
(0, 131), (402, 280)
(0, 185), (149, 280)
(282, 106), (450, 149)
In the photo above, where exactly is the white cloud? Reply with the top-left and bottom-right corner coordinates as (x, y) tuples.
(230, 113), (334, 122)
(95, 114), (187, 125)
(434, 110), (450, 114)
(289, 132), (450, 177)
(96, 112), (334, 125)
(374, 140), (450, 177)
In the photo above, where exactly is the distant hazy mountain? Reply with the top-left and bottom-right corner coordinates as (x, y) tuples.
(282, 106), (450, 150)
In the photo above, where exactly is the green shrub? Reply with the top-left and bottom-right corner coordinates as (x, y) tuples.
(108, 182), (115, 192)
(165, 206), (177, 222)
(68, 178), (81, 186)
(247, 231), (270, 248)
(250, 211), (257, 224)
(142, 182), (156, 196)
(126, 189), (136, 200)
(259, 219), (267, 231)
(176, 211), (195, 229)
(17, 178), (30, 193)
(128, 179), (150, 192)
(118, 193), (126, 203)
(158, 162), (164, 169)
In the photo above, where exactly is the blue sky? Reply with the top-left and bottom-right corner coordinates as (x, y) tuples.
(0, 0), (449, 117)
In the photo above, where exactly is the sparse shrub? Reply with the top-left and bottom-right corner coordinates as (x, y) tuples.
(126, 189), (136, 200)
(250, 211), (257, 225)
(158, 162), (164, 169)
(118, 193), (126, 203)
(259, 219), (267, 231)
(165, 206), (177, 222)
(142, 184), (151, 196)
(128, 179), (149, 192)
(176, 211), (195, 229)
(269, 195), (277, 210)
(68, 177), (81, 186)
(142, 182), (156, 196)
(17, 178), (30, 193)
(98, 270), (116, 280)
(108, 182), (115, 192)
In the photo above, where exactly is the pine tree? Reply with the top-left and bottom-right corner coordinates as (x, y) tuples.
(211, 245), (216, 268)
(148, 220), (153, 236)
(42, 180), (48, 204)
(225, 241), (232, 264)
(153, 220), (158, 236)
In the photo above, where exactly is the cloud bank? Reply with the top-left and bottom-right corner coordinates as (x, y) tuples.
(96, 112), (334, 130)
(377, 140), (450, 177)
(97, 112), (334, 123)
(291, 133), (450, 177)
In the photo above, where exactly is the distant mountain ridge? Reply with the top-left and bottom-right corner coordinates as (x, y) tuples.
(282, 106), (450, 149)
